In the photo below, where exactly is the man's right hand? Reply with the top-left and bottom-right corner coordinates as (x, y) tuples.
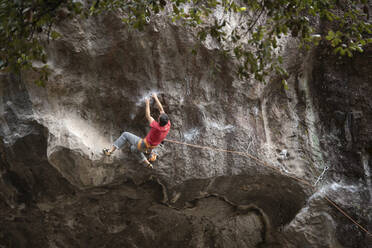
(152, 93), (165, 114)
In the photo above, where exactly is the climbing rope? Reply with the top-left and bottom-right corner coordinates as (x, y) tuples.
(323, 196), (372, 236)
(164, 138), (372, 237)
(164, 139), (314, 188)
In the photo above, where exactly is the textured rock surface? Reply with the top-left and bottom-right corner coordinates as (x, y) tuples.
(0, 11), (371, 248)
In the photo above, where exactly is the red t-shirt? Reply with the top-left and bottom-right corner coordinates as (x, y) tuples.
(145, 120), (171, 146)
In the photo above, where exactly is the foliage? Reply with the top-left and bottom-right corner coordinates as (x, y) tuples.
(0, 0), (371, 84)
(0, 0), (83, 83)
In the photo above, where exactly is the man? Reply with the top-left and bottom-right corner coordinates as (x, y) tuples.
(103, 93), (171, 168)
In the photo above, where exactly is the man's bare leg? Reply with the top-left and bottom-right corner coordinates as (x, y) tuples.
(108, 146), (117, 154)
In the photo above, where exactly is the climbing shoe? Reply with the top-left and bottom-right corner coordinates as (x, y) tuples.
(103, 148), (112, 156)
(145, 163), (153, 169)
(148, 153), (157, 162)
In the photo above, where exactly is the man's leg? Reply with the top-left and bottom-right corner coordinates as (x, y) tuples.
(148, 148), (158, 162)
(104, 132), (151, 167)
(130, 144), (147, 163)
(104, 132), (137, 155)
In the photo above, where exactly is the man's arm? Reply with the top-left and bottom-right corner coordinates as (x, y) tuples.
(152, 93), (165, 114)
(145, 99), (154, 124)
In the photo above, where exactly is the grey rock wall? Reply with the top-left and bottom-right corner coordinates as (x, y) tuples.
(0, 12), (371, 248)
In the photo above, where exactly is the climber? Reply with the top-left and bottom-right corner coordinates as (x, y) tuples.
(103, 93), (171, 168)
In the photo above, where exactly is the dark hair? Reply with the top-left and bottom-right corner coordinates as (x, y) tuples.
(159, 113), (169, 126)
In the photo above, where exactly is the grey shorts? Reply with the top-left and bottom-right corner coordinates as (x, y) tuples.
(113, 131), (155, 162)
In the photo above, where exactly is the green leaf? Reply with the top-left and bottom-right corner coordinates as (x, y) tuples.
(333, 47), (342, 54)
(340, 48), (346, 56)
(282, 79), (288, 90)
(173, 4), (180, 15)
(325, 11), (333, 21)
(331, 38), (341, 47)
(325, 30), (334, 40)
(346, 49), (353, 57)
(89, 4), (95, 14)
(35, 79), (45, 87)
(278, 56), (283, 64)
(198, 30), (207, 41)
(51, 31), (61, 40)
(356, 46), (363, 53)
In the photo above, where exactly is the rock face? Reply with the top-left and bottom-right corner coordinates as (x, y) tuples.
(0, 12), (371, 248)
